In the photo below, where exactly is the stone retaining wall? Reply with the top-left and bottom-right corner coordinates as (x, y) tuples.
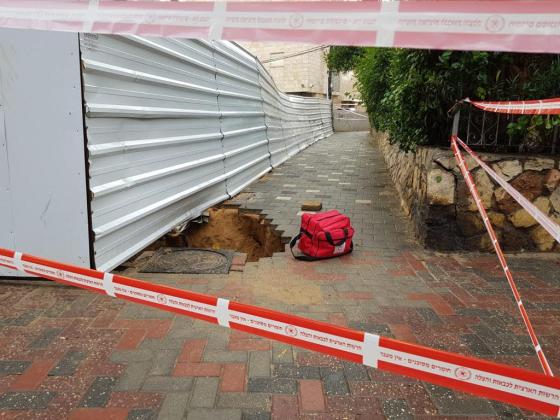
(375, 131), (560, 252)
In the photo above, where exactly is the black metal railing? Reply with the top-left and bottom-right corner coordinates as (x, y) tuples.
(452, 104), (560, 155)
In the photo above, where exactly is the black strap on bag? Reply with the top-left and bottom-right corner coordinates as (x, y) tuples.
(289, 233), (318, 261)
(289, 231), (353, 261)
(325, 228), (348, 247)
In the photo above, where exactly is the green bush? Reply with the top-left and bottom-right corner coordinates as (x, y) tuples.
(328, 47), (560, 151)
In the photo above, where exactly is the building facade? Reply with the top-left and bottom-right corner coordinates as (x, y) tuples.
(240, 42), (362, 108)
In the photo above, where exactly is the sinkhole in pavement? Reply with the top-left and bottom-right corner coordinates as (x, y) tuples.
(127, 208), (284, 274)
(184, 208), (284, 262)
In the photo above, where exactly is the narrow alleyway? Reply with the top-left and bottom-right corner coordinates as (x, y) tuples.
(0, 132), (559, 419)
(226, 131), (414, 250)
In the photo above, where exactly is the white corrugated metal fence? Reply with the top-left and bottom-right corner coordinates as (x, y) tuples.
(80, 35), (333, 271)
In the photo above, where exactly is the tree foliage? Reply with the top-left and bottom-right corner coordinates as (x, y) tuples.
(351, 48), (560, 151)
(325, 46), (365, 73)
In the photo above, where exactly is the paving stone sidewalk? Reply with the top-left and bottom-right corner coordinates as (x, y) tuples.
(0, 132), (559, 419)
(225, 131), (415, 249)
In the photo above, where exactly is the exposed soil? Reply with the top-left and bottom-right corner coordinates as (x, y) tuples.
(184, 208), (284, 262)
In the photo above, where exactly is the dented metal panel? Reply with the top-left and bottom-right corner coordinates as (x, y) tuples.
(80, 35), (332, 271)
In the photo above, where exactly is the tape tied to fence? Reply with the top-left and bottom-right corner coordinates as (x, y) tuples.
(1, 247), (560, 416)
(4, 1), (560, 53)
(464, 97), (560, 115)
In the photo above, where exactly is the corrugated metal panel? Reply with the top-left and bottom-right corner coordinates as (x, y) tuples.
(80, 35), (332, 271)
(213, 41), (270, 197)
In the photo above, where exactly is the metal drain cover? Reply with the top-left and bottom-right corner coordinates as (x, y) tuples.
(140, 248), (234, 274)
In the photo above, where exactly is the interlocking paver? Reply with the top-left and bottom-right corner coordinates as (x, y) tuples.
(189, 378), (219, 408)
(1, 132), (559, 418)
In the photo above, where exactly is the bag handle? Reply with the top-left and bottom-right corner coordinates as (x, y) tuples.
(289, 233), (319, 261)
(325, 228), (348, 247)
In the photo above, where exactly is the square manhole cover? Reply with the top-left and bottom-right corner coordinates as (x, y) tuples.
(139, 248), (234, 274)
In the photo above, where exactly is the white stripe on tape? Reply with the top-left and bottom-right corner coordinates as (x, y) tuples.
(375, 2), (400, 47)
(209, 1), (227, 40)
(362, 332), (380, 368)
(13, 252), (24, 272)
(103, 272), (115, 297)
(536, 344), (542, 352)
(83, 0), (99, 33)
(216, 297), (230, 327)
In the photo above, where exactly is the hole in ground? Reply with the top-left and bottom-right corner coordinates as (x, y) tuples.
(184, 208), (284, 262)
(117, 207), (285, 272)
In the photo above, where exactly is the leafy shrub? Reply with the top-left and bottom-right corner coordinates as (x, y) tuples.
(327, 47), (560, 151)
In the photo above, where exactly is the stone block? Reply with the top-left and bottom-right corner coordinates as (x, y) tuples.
(495, 171), (544, 214)
(530, 224), (556, 251)
(457, 212), (484, 237)
(509, 197), (550, 228)
(426, 169), (455, 206)
(487, 212), (506, 228)
(473, 169), (494, 208)
(551, 186), (560, 213)
(492, 160), (522, 181)
(544, 169), (560, 192)
(301, 200), (322, 211)
(524, 158), (555, 172)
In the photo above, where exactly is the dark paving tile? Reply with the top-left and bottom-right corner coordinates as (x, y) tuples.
(382, 399), (413, 420)
(0, 360), (31, 376)
(49, 350), (86, 376)
(29, 328), (63, 349)
(80, 376), (117, 407)
(320, 367), (349, 395)
(0, 391), (55, 409)
(242, 411), (271, 420)
(273, 364), (320, 379)
(127, 408), (157, 420)
(247, 378), (297, 394)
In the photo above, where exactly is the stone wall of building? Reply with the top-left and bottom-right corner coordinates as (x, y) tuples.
(240, 42), (328, 96)
(375, 131), (560, 252)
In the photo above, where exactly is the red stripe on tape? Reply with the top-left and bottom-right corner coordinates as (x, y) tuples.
(380, 361), (560, 417)
(229, 322), (362, 364)
(114, 293), (218, 325)
(381, 337), (560, 388)
(226, 1), (382, 13)
(230, 301), (364, 343)
(399, 0), (560, 14)
(222, 28), (379, 46)
(17, 268), (104, 294)
(0, 249), (14, 258)
(114, 274), (217, 307)
(22, 254), (104, 281)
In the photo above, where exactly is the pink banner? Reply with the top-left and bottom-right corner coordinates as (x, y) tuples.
(1, 1), (560, 52)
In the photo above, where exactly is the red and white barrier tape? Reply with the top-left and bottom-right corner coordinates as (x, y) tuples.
(0, 247), (559, 415)
(465, 97), (560, 115)
(451, 135), (554, 378)
(455, 137), (560, 245)
(3, 1), (560, 53)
